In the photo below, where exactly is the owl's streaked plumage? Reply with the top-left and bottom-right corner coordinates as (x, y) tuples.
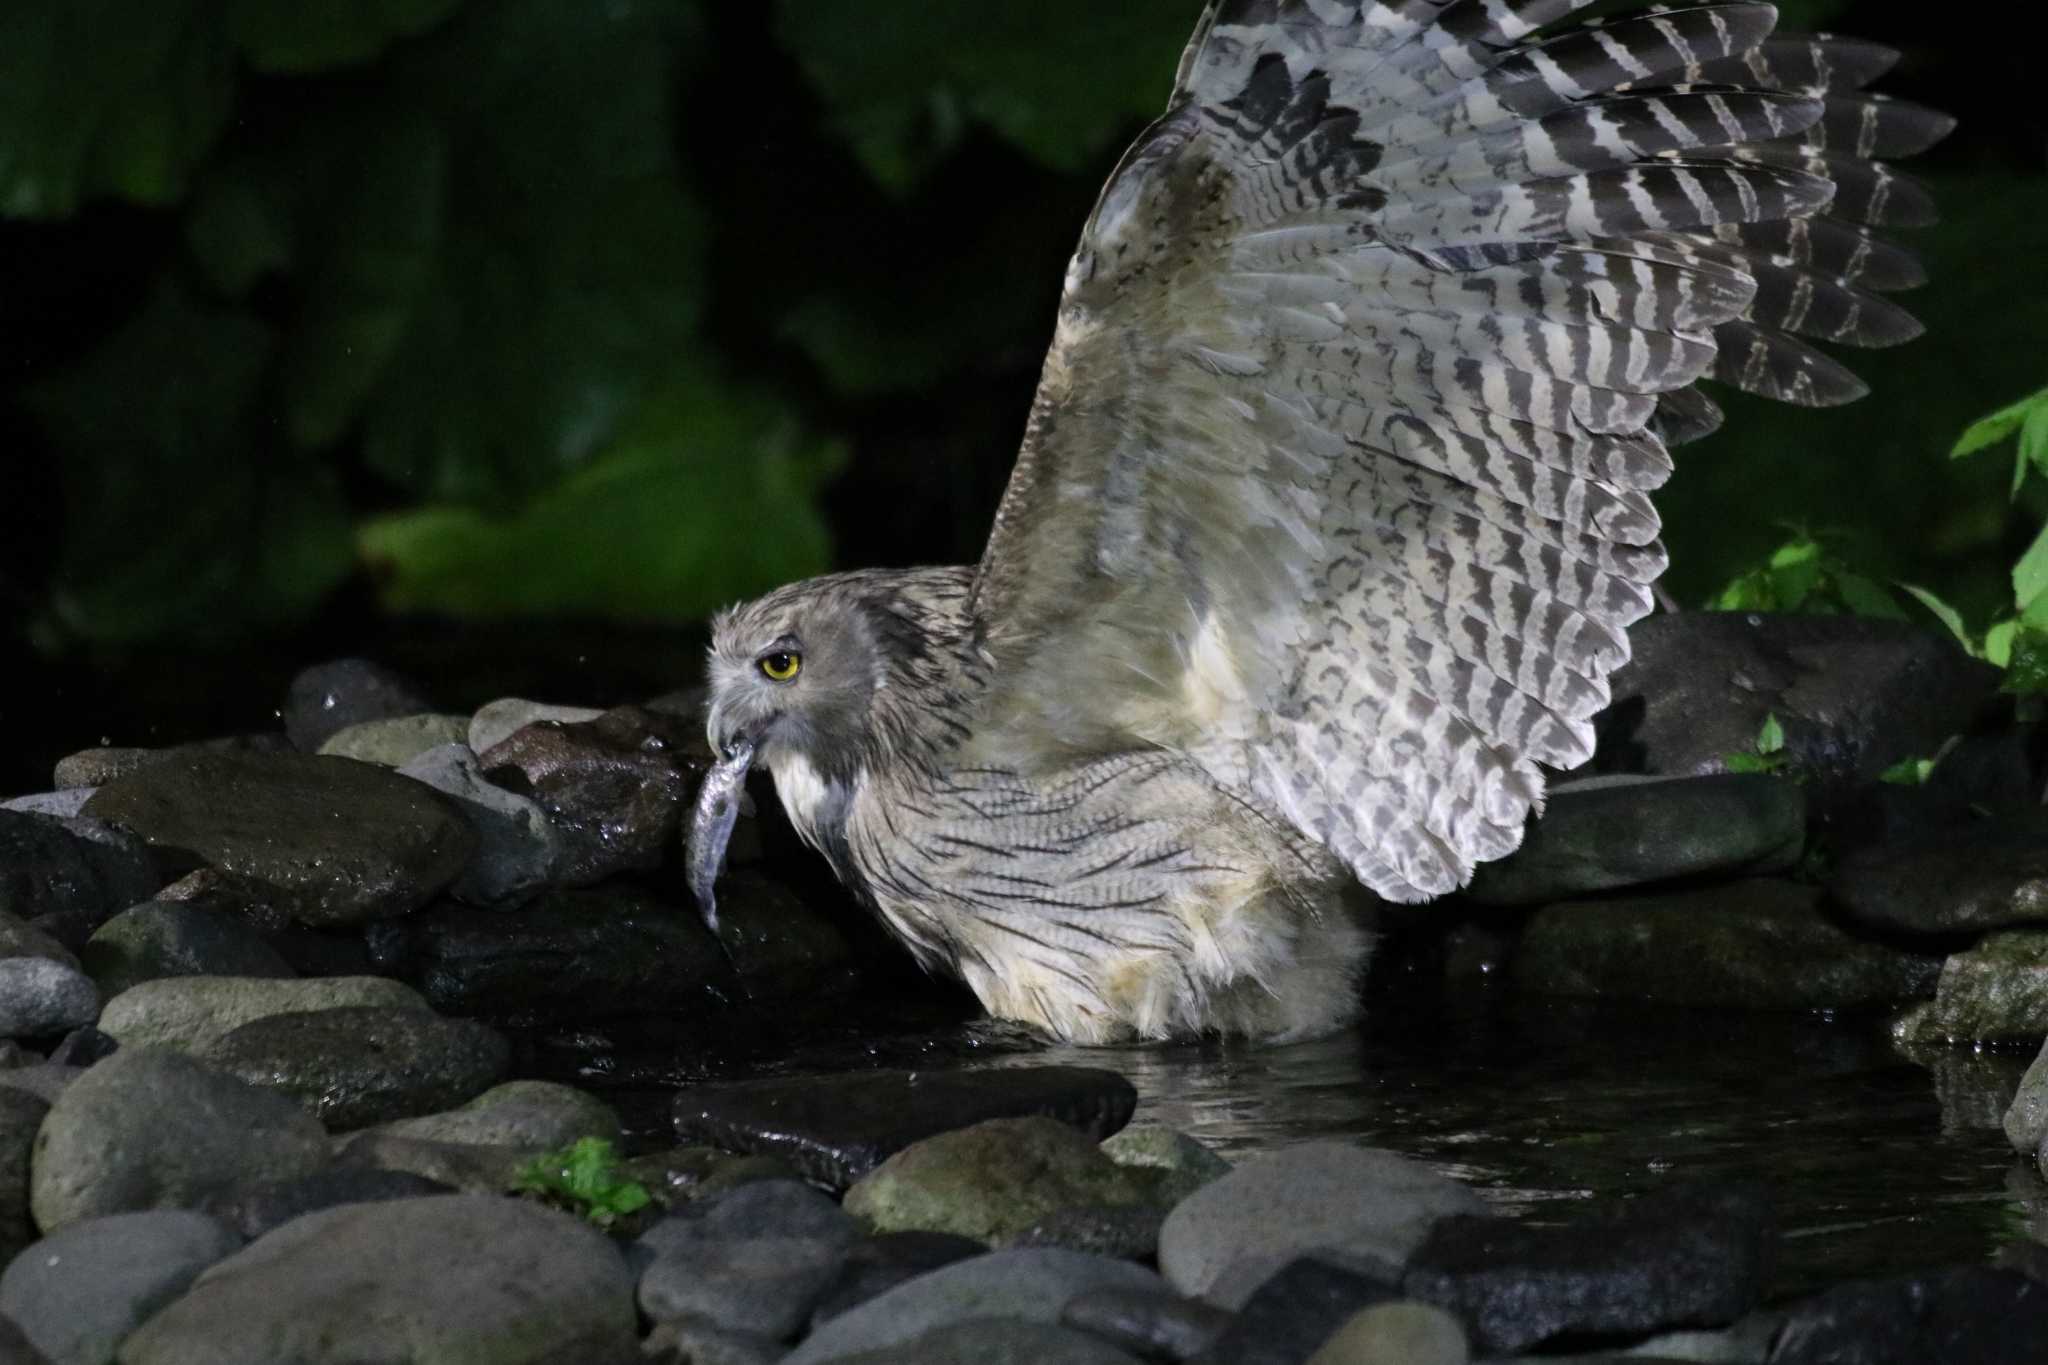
(695, 0), (1950, 1043)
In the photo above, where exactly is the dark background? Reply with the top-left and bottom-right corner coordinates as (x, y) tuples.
(3, 0), (2044, 793)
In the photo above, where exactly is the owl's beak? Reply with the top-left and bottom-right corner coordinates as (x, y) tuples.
(685, 734), (756, 933)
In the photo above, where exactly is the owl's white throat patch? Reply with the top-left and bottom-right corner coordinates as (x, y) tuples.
(767, 750), (846, 854)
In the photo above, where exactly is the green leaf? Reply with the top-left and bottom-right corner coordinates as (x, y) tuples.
(777, 0), (1192, 192)
(1951, 384), (2048, 459)
(0, 0), (235, 217)
(2023, 400), (2048, 484)
(1756, 713), (1786, 755)
(1985, 618), (2019, 669)
(1879, 757), (1937, 786)
(2005, 626), (2048, 696)
(358, 367), (844, 620)
(1723, 752), (1785, 775)
(2013, 524), (2048, 613)
(1832, 572), (1908, 620)
(1897, 583), (1976, 653)
(224, 0), (462, 74)
(515, 1137), (651, 1226)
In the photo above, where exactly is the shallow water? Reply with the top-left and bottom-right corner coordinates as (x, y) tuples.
(570, 981), (2043, 1302)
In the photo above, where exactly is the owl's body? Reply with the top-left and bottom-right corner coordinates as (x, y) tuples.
(694, 1), (1951, 1043)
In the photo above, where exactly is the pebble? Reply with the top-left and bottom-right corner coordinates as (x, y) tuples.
(97, 975), (430, 1054)
(809, 1231), (989, 1326)
(1157, 1141), (1488, 1304)
(283, 657), (433, 753)
(1467, 774), (1804, 906)
(30, 1047), (329, 1233)
(1062, 1286), (1233, 1360)
(781, 1248), (1165, 1365)
(0, 1211), (240, 1365)
(1832, 812), (2048, 935)
(0, 810), (160, 933)
(676, 1065), (1138, 1189)
(0, 1091), (48, 1264)
(1893, 930), (2048, 1045)
(78, 902), (295, 998)
(395, 743), (562, 907)
(374, 1079), (619, 1148)
(118, 1195), (636, 1365)
(364, 887), (738, 1018)
(199, 1168), (453, 1240)
(467, 697), (606, 757)
(1306, 1301), (1468, 1365)
(845, 1117), (1161, 1245)
(315, 714), (470, 766)
(1770, 1265), (2048, 1365)
(0, 960), (98, 1040)
(82, 751), (477, 928)
(475, 703), (709, 885)
(1513, 879), (1941, 1010)
(1402, 1182), (1772, 1355)
(204, 1005), (511, 1130)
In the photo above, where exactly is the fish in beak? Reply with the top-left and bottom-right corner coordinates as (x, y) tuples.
(685, 735), (755, 933)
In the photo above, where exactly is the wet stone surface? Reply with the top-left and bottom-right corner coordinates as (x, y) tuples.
(204, 1005), (512, 1130)
(674, 1065), (1139, 1189)
(0, 810), (160, 932)
(79, 901), (296, 998)
(1893, 930), (2048, 1045)
(198, 1168), (454, 1241)
(283, 657), (434, 754)
(83, 751), (477, 928)
(1830, 811), (2048, 936)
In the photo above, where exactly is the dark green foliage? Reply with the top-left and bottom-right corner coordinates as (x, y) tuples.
(514, 1137), (652, 1228)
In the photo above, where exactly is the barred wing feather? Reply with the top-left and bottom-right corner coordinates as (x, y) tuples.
(966, 0), (1946, 901)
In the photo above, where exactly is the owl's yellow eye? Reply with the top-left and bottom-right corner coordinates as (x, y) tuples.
(758, 651), (801, 682)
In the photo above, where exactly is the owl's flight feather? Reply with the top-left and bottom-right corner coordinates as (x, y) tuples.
(964, 0), (1950, 902)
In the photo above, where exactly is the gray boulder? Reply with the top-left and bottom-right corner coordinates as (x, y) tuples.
(117, 1195), (635, 1365)
(829, 1320), (1141, 1364)
(30, 1047), (329, 1232)
(98, 975), (428, 1055)
(374, 1080), (619, 1148)
(2004, 1037), (2048, 1157)
(79, 903), (294, 999)
(0, 812), (159, 935)
(1831, 812), (2048, 936)
(0, 1211), (239, 1365)
(0, 961), (98, 1041)
(0, 1091), (48, 1265)
(1895, 931), (2048, 1045)
(283, 658), (432, 753)
(203, 1006), (510, 1130)
(1156, 1141), (1489, 1305)
(316, 714), (470, 767)
(396, 744), (561, 906)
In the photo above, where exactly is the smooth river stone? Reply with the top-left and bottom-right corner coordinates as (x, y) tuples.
(283, 657), (433, 753)
(98, 975), (429, 1054)
(673, 1065), (1138, 1189)
(1831, 811), (2048, 935)
(0, 810), (160, 931)
(1893, 930), (2048, 1045)
(203, 1005), (511, 1130)
(82, 751), (476, 928)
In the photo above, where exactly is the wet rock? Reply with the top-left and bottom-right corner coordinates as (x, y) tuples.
(640, 1233), (849, 1338)
(1307, 1301), (1468, 1365)
(52, 736), (291, 791)
(396, 743), (561, 907)
(98, 975), (429, 1054)
(365, 886), (737, 1018)
(845, 1117), (1161, 1245)
(0, 960), (97, 1041)
(44, 1028), (115, 1069)
(30, 1047), (329, 1232)
(149, 866), (300, 936)
(1100, 1124), (1232, 1207)
(375, 1079), (619, 1148)
(1063, 1286), (1232, 1361)
(1514, 880), (1941, 1010)
(1192, 1257), (1402, 1365)
(2004, 1037), (2048, 1156)
(1769, 1265), (2048, 1365)
(677, 1065), (1138, 1190)
(1016, 1203), (1169, 1261)
(1893, 930), (2048, 1045)
(0, 1091), (47, 1264)
(0, 810), (160, 931)
(0, 1210), (239, 1365)
(204, 1005), (511, 1130)
(477, 703), (705, 885)
(0, 1068), (78, 1107)
(1468, 774), (1804, 906)
(831, 1320), (1143, 1364)
(810, 1231), (989, 1326)
(1831, 812), (2048, 936)
(782, 1248), (1165, 1365)
(0, 791), (93, 819)
(1591, 612), (2001, 792)
(1402, 1182), (1773, 1355)
(199, 1168), (452, 1240)
(283, 657), (432, 753)
(329, 1132), (536, 1194)
(0, 915), (77, 971)
(706, 871), (859, 1001)
(673, 1178), (860, 1247)
(84, 751), (477, 928)
(119, 1195), (636, 1365)
(1158, 1142), (1488, 1304)
(617, 1146), (808, 1208)
(79, 902), (295, 998)
(315, 713), (470, 766)
(467, 697), (606, 757)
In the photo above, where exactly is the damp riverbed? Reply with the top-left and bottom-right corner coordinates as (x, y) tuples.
(557, 983), (2038, 1303)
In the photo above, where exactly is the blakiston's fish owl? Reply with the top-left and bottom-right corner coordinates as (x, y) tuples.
(690, 0), (1950, 1043)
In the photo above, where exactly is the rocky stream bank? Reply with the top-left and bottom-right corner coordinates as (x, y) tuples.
(4, 611), (2048, 1363)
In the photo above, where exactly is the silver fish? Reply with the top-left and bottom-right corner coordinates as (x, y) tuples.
(686, 736), (755, 933)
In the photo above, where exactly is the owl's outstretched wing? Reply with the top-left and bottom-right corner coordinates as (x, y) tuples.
(966, 1), (1950, 901)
